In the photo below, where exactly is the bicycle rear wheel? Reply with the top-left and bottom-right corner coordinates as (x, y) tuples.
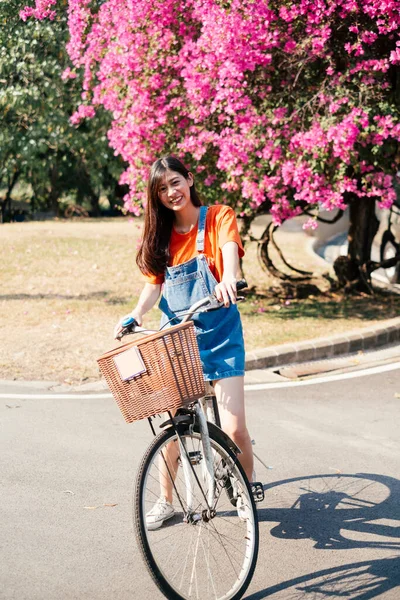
(380, 233), (400, 283)
(134, 425), (259, 600)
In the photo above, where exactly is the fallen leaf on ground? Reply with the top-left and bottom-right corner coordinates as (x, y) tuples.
(84, 506), (99, 510)
(103, 503), (118, 507)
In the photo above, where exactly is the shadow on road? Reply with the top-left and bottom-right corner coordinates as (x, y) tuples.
(246, 556), (400, 599)
(248, 473), (400, 598)
(258, 472), (400, 551)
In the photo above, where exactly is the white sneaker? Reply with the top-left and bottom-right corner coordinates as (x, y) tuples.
(236, 494), (251, 521)
(146, 497), (175, 531)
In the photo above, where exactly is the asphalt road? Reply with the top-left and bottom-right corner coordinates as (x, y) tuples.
(2, 364), (400, 600)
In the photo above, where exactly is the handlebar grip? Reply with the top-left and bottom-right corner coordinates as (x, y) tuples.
(117, 316), (139, 340)
(121, 316), (138, 328)
(236, 279), (248, 292)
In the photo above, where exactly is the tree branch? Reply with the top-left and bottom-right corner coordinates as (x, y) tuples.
(269, 224), (313, 276)
(303, 208), (345, 224)
(257, 222), (312, 281)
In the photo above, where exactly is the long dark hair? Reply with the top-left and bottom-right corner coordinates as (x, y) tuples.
(136, 156), (202, 277)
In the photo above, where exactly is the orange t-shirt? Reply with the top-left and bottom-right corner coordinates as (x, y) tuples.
(144, 205), (244, 285)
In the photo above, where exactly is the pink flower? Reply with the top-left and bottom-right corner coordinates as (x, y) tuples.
(204, 175), (217, 186)
(390, 47), (400, 64)
(61, 67), (77, 81)
(303, 218), (318, 231)
(20, 0), (56, 21)
(284, 40), (297, 53)
(70, 104), (96, 125)
(361, 31), (378, 45)
(20, 0), (400, 229)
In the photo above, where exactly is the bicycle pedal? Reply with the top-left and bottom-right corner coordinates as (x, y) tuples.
(178, 451), (203, 466)
(251, 482), (264, 503)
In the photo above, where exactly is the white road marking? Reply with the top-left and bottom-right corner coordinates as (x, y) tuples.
(0, 392), (113, 400)
(0, 361), (399, 400)
(244, 361), (400, 391)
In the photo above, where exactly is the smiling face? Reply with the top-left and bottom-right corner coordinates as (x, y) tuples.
(158, 169), (194, 212)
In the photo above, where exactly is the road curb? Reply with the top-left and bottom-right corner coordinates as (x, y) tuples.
(2, 318), (399, 394)
(245, 317), (400, 370)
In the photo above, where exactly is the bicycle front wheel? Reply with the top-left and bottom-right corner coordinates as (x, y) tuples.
(134, 425), (259, 600)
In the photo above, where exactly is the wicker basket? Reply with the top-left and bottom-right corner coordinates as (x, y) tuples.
(97, 321), (205, 423)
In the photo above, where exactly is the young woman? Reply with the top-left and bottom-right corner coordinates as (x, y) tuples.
(114, 156), (254, 530)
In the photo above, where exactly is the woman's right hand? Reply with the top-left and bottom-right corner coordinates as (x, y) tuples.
(113, 311), (143, 340)
(113, 284), (160, 340)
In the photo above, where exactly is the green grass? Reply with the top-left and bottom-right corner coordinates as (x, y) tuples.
(240, 291), (400, 348)
(1, 218), (398, 383)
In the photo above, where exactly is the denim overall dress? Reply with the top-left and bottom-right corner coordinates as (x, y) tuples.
(159, 206), (245, 381)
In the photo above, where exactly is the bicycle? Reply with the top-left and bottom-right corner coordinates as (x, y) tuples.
(379, 199), (400, 284)
(98, 280), (262, 600)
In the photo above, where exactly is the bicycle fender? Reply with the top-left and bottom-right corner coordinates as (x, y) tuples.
(160, 418), (241, 455)
(206, 422), (242, 455)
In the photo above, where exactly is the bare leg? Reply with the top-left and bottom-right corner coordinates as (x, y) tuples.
(213, 376), (254, 481)
(159, 440), (180, 504)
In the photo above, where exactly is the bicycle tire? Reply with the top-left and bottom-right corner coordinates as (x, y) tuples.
(380, 230), (395, 262)
(380, 235), (400, 283)
(134, 424), (259, 600)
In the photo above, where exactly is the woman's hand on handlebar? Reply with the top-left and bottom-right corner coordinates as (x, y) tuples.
(114, 311), (143, 340)
(214, 277), (237, 307)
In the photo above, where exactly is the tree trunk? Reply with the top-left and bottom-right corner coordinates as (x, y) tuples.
(0, 171), (19, 223)
(348, 197), (379, 265)
(0, 196), (11, 223)
(333, 196), (379, 292)
(89, 192), (100, 217)
(110, 182), (129, 211)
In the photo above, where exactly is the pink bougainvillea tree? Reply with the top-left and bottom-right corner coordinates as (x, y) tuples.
(21, 0), (400, 289)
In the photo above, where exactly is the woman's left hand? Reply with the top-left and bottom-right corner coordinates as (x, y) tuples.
(214, 278), (237, 307)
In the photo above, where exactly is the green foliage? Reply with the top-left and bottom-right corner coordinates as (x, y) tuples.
(0, 0), (124, 220)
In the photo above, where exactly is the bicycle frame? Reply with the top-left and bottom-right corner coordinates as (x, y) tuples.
(153, 399), (222, 520)
(195, 402), (215, 508)
(172, 403), (216, 515)
(147, 389), (243, 524)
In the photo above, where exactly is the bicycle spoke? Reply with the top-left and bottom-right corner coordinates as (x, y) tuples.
(206, 523), (249, 570)
(136, 428), (258, 600)
(148, 452), (206, 512)
(150, 526), (185, 547)
(176, 526), (196, 589)
(199, 526), (218, 599)
(208, 529), (242, 580)
(188, 525), (202, 598)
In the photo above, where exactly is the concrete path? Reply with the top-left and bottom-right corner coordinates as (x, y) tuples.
(2, 355), (399, 600)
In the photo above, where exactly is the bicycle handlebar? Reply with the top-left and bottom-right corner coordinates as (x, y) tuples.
(117, 279), (248, 340)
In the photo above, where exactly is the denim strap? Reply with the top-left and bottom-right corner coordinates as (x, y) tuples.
(196, 206), (208, 253)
